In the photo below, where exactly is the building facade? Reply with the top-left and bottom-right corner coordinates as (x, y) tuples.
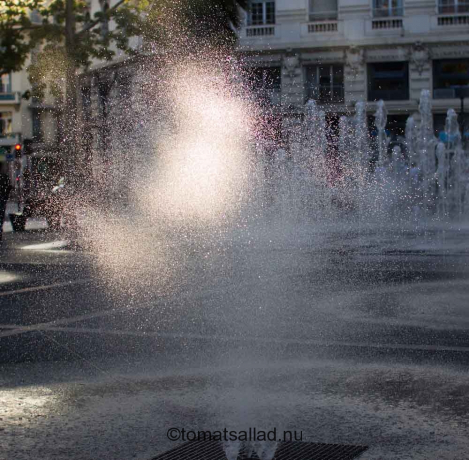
(238, 0), (469, 142)
(71, 0), (469, 188)
(0, 62), (61, 198)
(0, 0), (132, 193)
(0, 8), (60, 168)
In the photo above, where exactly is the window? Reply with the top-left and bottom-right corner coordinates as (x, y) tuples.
(373, 0), (403, 17)
(433, 114), (448, 141)
(248, 1), (275, 25)
(247, 67), (281, 105)
(438, 0), (469, 14)
(32, 110), (42, 141)
(0, 112), (13, 137)
(309, 0), (338, 21)
(0, 74), (11, 94)
(368, 62), (409, 101)
(369, 114), (408, 140)
(433, 59), (469, 98)
(305, 65), (344, 103)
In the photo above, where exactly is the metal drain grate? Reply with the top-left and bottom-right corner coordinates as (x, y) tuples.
(152, 441), (368, 460)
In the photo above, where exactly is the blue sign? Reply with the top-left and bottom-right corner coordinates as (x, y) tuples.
(6, 153), (14, 162)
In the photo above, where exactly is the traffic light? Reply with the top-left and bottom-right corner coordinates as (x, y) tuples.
(14, 143), (22, 158)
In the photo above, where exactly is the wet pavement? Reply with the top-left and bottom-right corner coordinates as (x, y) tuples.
(1, 224), (469, 459)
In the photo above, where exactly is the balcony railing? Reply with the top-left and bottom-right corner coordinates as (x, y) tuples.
(372, 18), (403, 28)
(438, 2), (469, 14)
(307, 85), (344, 103)
(245, 25), (275, 37)
(308, 20), (338, 33)
(0, 133), (20, 145)
(309, 10), (338, 21)
(373, 6), (404, 17)
(0, 92), (21, 104)
(437, 14), (469, 25)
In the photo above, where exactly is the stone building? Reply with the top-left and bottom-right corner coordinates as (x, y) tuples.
(76, 55), (151, 196)
(74, 0), (469, 185)
(238, 0), (469, 143)
(0, 0), (138, 192)
(0, 56), (60, 194)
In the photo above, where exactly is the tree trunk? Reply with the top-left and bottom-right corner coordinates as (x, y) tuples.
(64, 0), (79, 183)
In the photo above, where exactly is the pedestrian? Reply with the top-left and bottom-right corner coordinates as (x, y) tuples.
(0, 164), (12, 243)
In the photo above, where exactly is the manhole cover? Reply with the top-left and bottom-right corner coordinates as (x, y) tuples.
(152, 441), (368, 459)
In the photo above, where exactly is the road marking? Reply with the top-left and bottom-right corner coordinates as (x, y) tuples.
(0, 279), (93, 297)
(0, 298), (174, 338)
(21, 240), (70, 251)
(0, 309), (118, 338)
(9, 325), (469, 354)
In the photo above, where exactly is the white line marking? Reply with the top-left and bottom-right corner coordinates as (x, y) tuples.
(21, 240), (70, 251)
(17, 325), (469, 354)
(0, 309), (118, 338)
(0, 298), (173, 338)
(0, 279), (93, 297)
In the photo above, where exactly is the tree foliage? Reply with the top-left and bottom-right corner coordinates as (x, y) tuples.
(0, 0), (42, 75)
(1, 0), (248, 90)
(122, 0), (248, 50)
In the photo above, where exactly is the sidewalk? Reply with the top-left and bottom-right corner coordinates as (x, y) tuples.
(1, 202), (74, 253)
(2, 201), (48, 234)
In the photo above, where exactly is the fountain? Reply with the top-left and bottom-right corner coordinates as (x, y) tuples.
(436, 141), (448, 217)
(374, 100), (389, 169)
(405, 115), (418, 167)
(79, 60), (469, 460)
(245, 88), (469, 229)
(444, 108), (465, 218)
(417, 90), (438, 216)
(352, 101), (371, 178)
(325, 89), (469, 222)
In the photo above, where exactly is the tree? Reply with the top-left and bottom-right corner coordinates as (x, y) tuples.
(0, 0), (42, 76)
(1, 0), (248, 175)
(127, 0), (248, 51)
